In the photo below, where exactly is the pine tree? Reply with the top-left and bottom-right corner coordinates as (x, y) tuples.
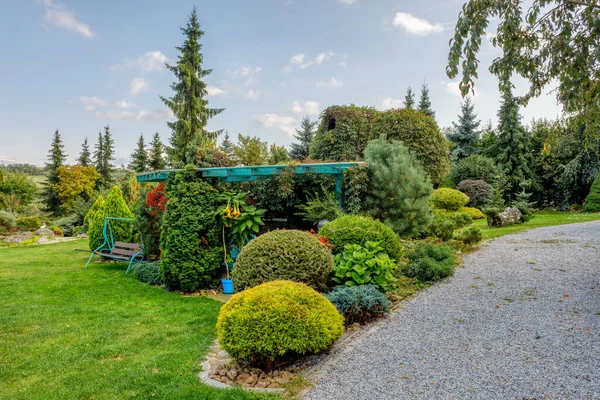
(128, 133), (149, 172)
(290, 117), (316, 160)
(78, 137), (91, 166)
(490, 89), (533, 202)
(404, 87), (415, 109)
(448, 97), (481, 161)
(101, 125), (115, 186)
(219, 131), (234, 158)
(148, 132), (166, 171)
(42, 129), (67, 214)
(417, 83), (435, 119)
(160, 7), (224, 167)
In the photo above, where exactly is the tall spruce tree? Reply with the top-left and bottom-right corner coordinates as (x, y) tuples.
(148, 132), (166, 171)
(78, 137), (91, 166)
(490, 89), (533, 202)
(290, 117), (316, 160)
(404, 87), (415, 109)
(448, 97), (481, 161)
(128, 133), (149, 172)
(160, 7), (224, 167)
(93, 131), (104, 178)
(417, 83), (435, 119)
(219, 131), (234, 158)
(43, 129), (67, 214)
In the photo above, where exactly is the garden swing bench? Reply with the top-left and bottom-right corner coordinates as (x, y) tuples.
(84, 217), (145, 274)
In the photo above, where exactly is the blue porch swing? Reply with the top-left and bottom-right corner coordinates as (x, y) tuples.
(84, 217), (145, 274)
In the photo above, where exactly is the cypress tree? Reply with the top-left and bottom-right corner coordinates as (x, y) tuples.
(160, 7), (224, 167)
(290, 117), (316, 160)
(102, 125), (115, 186)
(42, 129), (67, 214)
(448, 97), (481, 161)
(417, 83), (435, 119)
(88, 186), (134, 251)
(78, 137), (91, 167)
(404, 87), (415, 109)
(148, 132), (166, 171)
(490, 89), (533, 201)
(219, 131), (234, 158)
(128, 133), (149, 172)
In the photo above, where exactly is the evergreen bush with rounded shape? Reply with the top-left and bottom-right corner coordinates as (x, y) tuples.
(405, 242), (457, 282)
(217, 280), (344, 367)
(454, 226), (483, 245)
(429, 215), (456, 241)
(450, 155), (498, 185)
(88, 187), (134, 251)
(232, 230), (333, 291)
(325, 285), (391, 325)
(431, 188), (469, 211)
(583, 175), (600, 212)
(460, 207), (485, 220)
(16, 216), (42, 231)
(84, 195), (104, 232)
(319, 214), (402, 260)
(133, 261), (162, 285)
(160, 171), (221, 292)
(456, 180), (491, 208)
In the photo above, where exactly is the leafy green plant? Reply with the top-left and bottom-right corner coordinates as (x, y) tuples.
(319, 214), (402, 260)
(332, 241), (397, 292)
(296, 192), (344, 224)
(431, 188), (469, 211)
(133, 261), (162, 285)
(232, 230), (333, 291)
(217, 280), (344, 368)
(325, 285), (391, 325)
(405, 242), (457, 282)
(16, 216), (42, 232)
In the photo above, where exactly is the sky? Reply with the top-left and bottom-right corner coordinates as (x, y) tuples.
(0, 0), (563, 167)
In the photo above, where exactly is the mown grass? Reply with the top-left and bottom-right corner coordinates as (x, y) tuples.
(473, 211), (600, 239)
(0, 240), (277, 400)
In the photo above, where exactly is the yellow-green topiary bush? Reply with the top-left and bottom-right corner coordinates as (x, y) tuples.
(431, 188), (469, 211)
(217, 280), (344, 367)
(460, 207), (484, 220)
(232, 230), (334, 291)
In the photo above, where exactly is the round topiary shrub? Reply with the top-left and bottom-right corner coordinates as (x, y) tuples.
(460, 206), (485, 220)
(456, 180), (491, 208)
(217, 280), (344, 367)
(319, 215), (402, 259)
(232, 230), (334, 291)
(431, 188), (469, 211)
(583, 174), (600, 212)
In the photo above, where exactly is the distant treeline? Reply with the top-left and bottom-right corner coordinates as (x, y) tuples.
(0, 164), (45, 175)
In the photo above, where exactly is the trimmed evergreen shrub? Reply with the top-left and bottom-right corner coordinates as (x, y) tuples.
(217, 280), (344, 367)
(232, 230), (334, 291)
(364, 139), (434, 237)
(405, 242), (457, 282)
(325, 285), (391, 325)
(133, 261), (162, 285)
(456, 180), (491, 208)
(429, 215), (456, 241)
(84, 195), (104, 232)
(431, 188), (469, 211)
(332, 241), (397, 292)
(449, 154), (498, 185)
(319, 214), (402, 259)
(16, 216), (42, 231)
(160, 171), (221, 292)
(88, 187), (134, 251)
(461, 207), (485, 220)
(453, 226), (483, 245)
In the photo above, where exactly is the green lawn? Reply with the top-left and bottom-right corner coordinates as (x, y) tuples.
(0, 240), (277, 400)
(474, 212), (600, 239)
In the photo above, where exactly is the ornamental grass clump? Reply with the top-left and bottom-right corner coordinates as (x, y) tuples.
(217, 280), (344, 368)
(232, 229), (333, 291)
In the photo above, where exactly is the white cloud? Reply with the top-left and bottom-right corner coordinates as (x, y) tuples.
(245, 89), (259, 100)
(73, 96), (105, 106)
(291, 101), (320, 115)
(206, 86), (226, 97)
(110, 50), (168, 71)
(290, 54), (305, 65)
(129, 78), (149, 96)
(254, 114), (297, 136)
(41, 0), (95, 38)
(316, 77), (344, 88)
(392, 12), (443, 36)
(231, 65), (262, 78)
(84, 104), (96, 112)
(381, 97), (404, 110)
(337, 0), (359, 4)
(115, 99), (139, 109)
(315, 52), (335, 65)
(92, 108), (172, 122)
(444, 80), (479, 98)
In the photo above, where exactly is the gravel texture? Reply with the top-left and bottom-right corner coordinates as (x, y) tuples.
(305, 222), (600, 400)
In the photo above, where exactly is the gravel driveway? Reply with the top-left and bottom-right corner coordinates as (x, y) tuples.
(305, 222), (600, 400)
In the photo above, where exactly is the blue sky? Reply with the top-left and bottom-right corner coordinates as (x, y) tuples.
(0, 0), (562, 166)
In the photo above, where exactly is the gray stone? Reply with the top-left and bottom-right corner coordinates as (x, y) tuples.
(490, 207), (523, 227)
(35, 227), (54, 237)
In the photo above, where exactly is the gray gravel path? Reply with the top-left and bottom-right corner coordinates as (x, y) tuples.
(305, 222), (600, 400)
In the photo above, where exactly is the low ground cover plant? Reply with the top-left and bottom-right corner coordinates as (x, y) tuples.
(133, 261), (162, 285)
(325, 285), (391, 325)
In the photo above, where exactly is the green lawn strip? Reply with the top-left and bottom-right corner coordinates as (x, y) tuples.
(474, 212), (600, 239)
(0, 240), (276, 400)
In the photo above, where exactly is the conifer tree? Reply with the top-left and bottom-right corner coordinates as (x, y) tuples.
(42, 129), (67, 214)
(404, 87), (415, 109)
(489, 89), (533, 201)
(290, 117), (316, 160)
(160, 7), (224, 167)
(448, 97), (481, 161)
(219, 131), (234, 158)
(148, 133), (166, 171)
(417, 83), (435, 119)
(101, 125), (115, 186)
(93, 130), (104, 174)
(78, 137), (91, 167)
(128, 133), (149, 172)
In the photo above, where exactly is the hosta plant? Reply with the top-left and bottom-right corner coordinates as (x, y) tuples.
(332, 241), (397, 292)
